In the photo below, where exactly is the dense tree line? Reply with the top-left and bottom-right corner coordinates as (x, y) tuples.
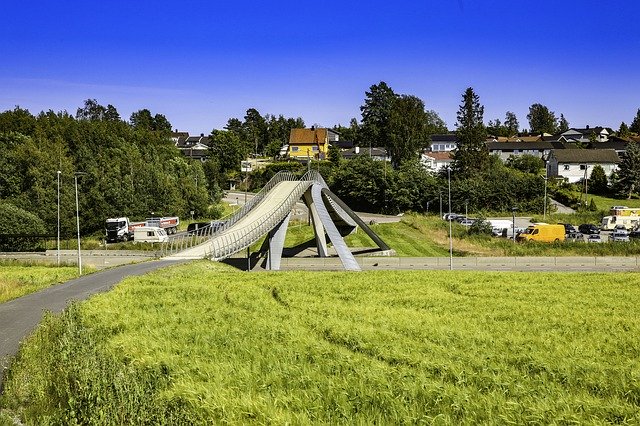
(0, 102), (210, 237)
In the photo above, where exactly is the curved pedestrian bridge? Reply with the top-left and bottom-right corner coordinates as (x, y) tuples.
(163, 171), (389, 271)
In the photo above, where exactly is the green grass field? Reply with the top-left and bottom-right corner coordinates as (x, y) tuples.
(2, 261), (638, 424)
(0, 261), (81, 304)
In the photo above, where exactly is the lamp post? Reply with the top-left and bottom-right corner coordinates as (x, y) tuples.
(74, 172), (86, 275)
(543, 163), (548, 220)
(57, 170), (61, 267)
(583, 164), (589, 208)
(512, 207), (518, 243)
(448, 167), (453, 270)
(465, 198), (469, 219)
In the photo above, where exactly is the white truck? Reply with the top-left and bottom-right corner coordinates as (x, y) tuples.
(105, 216), (179, 242)
(133, 226), (169, 243)
(487, 219), (514, 237)
(105, 217), (145, 242)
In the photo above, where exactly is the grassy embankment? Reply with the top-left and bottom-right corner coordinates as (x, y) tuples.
(286, 213), (640, 257)
(1, 261), (639, 424)
(0, 260), (82, 304)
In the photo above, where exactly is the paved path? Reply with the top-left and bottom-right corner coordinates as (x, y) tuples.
(0, 259), (184, 389)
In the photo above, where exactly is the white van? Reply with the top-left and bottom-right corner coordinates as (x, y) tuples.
(133, 226), (169, 243)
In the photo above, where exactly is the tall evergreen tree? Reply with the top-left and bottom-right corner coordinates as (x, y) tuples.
(558, 113), (569, 133)
(360, 81), (397, 148)
(527, 103), (558, 134)
(589, 164), (608, 195)
(619, 122), (630, 138)
(630, 108), (640, 134)
(504, 111), (519, 135)
(616, 142), (640, 198)
(452, 87), (488, 177)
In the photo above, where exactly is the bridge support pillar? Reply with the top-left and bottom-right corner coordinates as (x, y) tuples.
(265, 212), (292, 270)
(303, 191), (328, 257)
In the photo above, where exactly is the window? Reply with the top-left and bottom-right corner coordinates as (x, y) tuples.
(312, 146), (319, 152)
(563, 164), (570, 171)
(147, 231), (154, 237)
(580, 164), (587, 170)
(291, 146), (299, 152)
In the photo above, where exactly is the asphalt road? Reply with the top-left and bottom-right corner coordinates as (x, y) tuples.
(0, 259), (184, 389)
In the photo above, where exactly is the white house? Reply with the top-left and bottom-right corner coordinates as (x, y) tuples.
(430, 134), (458, 152)
(421, 151), (453, 173)
(547, 149), (620, 183)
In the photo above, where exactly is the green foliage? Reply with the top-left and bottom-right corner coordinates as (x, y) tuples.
(359, 81), (396, 148)
(3, 263), (640, 423)
(452, 87), (489, 178)
(0, 202), (47, 251)
(558, 113), (569, 133)
(467, 216), (493, 235)
(630, 108), (640, 134)
(589, 164), (609, 194)
(386, 95), (431, 167)
(0, 103), (210, 235)
(615, 141), (640, 198)
(619, 121), (630, 138)
(505, 154), (544, 174)
(527, 103), (558, 134)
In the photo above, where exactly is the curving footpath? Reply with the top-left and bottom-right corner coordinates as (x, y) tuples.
(0, 259), (184, 389)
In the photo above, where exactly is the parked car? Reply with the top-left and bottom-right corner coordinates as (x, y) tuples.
(578, 223), (600, 235)
(611, 231), (630, 242)
(187, 222), (211, 236)
(459, 219), (475, 227)
(614, 224), (628, 231)
(560, 223), (577, 234)
(443, 213), (461, 221)
(587, 234), (603, 243)
(565, 232), (584, 242)
(629, 230), (640, 239)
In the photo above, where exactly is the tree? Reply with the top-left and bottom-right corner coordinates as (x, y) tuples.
(129, 109), (171, 132)
(589, 164), (608, 195)
(360, 81), (397, 148)
(486, 118), (505, 137)
(386, 95), (431, 167)
(76, 99), (106, 121)
(630, 109), (640, 134)
(616, 142), (640, 198)
(619, 122), (630, 138)
(504, 111), (519, 135)
(243, 108), (267, 156)
(209, 130), (247, 175)
(452, 87), (488, 177)
(333, 118), (360, 144)
(558, 114), (569, 133)
(505, 154), (544, 174)
(527, 104), (558, 135)
(0, 107), (36, 135)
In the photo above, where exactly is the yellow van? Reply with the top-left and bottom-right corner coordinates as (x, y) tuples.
(516, 224), (565, 243)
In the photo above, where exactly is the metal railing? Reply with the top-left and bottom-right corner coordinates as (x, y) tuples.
(160, 171), (315, 258)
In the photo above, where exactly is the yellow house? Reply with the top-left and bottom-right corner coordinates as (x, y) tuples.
(288, 127), (337, 160)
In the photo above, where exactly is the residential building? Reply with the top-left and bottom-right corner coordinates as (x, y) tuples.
(421, 151), (453, 173)
(172, 131), (210, 162)
(547, 149), (620, 183)
(486, 141), (572, 162)
(559, 126), (611, 144)
(429, 134), (458, 152)
(342, 146), (389, 162)
(287, 127), (335, 160)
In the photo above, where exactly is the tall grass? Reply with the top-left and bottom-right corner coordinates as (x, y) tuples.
(2, 261), (639, 424)
(0, 262), (82, 304)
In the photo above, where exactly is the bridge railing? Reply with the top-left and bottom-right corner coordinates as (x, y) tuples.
(203, 179), (313, 260)
(159, 171), (303, 258)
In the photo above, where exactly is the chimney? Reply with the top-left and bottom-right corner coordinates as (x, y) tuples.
(586, 125), (590, 130)
(200, 133), (204, 137)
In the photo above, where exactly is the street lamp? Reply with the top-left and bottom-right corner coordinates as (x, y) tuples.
(512, 206), (518, 243)
(57, 170), (61, 267)
(74, 172), (86, 275)
(542, 163), (548, 220)
(448, 167), (453, 270)
(465, 198), (469, 219)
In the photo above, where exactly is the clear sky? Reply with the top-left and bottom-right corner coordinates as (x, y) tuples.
(2, 1), (639, 134)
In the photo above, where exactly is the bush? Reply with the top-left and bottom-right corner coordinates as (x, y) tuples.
(0, 202), (47, 251)
(467, 216), (493, 235)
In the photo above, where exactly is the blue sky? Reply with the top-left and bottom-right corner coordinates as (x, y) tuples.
(2, 1), (639, 134)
